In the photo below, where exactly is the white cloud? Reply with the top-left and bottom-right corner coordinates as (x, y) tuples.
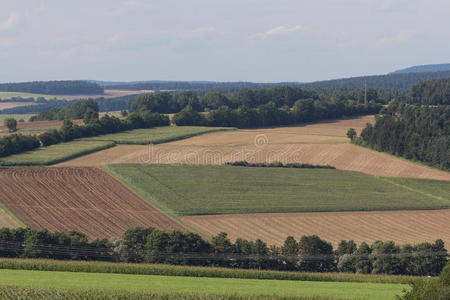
(0, 12), (20, 30)
(376, 32), (412, 47)
(182, 27), (215, 39)
(256, 25), (304, 39)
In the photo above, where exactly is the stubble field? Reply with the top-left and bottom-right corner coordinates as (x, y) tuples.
(182, 209), (450, 247)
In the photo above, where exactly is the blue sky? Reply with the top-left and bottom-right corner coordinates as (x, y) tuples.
(0, 0), (449, 82)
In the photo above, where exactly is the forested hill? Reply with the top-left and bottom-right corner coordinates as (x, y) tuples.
(391, 63), (450, 74)
(410, 78), (450, 105)
(299, 70), (450, 91)
(102, 81), (303, 91)
(102, 71), (450, 92)
(0, 80), (104, 95)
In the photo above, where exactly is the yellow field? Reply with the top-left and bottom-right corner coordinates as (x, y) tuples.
(182, 209), (450, 247)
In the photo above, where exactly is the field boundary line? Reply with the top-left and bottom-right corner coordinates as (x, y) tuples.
(102, 165), (210, 239)
(350, 143), (450, 176)
(380, 177), (449, 203)
(0, 202), (26, 228)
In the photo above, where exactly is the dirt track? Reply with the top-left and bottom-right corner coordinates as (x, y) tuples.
(0, 167), (185, 239)
(182, 209), (450, 247)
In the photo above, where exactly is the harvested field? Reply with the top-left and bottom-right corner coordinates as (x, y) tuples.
(166, 116), (374, 147)
(0, 209), (19, 228)
(58, 143), (450, 180)
(182, 209), (450, 247)
(0, 119), (83, 132)
(0, 168), (185, 239)
(0, 102), (38, 110)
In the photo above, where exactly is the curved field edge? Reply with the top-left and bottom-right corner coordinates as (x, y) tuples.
(82, 126), (237, 145)
(0, 269), (408, 300)
(351, 143), (450, 175)
(102, 165), (208, 238)
(0, 286), (347, 300)
(103, 164), (450, 216)
(0, 141), (116, 166)
(0, 258), (424, 284)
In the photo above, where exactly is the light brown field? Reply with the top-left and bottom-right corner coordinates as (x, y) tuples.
(62, 89), (153, 100)
(0, 119), (84, 133)
(0, 209), (19, 228)
(0, 102), (38, 110)
(57, 143), (450, 181)
(182, 209), (450, 247)
(167, 116), (374, 147)
(0, 167), (185, 239)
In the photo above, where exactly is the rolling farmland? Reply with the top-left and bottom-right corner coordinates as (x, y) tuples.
(57, 116), (450, 181)
(0, 167), (185, 239)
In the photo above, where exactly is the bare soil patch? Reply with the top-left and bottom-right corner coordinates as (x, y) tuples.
(0, 167), (185, 239)
(182, 209), (450, 247)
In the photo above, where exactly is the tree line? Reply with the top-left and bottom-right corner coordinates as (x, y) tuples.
(0, 227), (447, 276)
(0, 100), (169, 158)
(0, 80), (104, 95)
(350, 103), (449, 171)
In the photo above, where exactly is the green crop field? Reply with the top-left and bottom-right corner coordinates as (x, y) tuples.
(0, 258), (419, 285)
(0, 269), (408, 300)
(0, 92), (67, 100)
(105, 164), (450, 215)
(0, 141), (115, 166)
(382, 177), (450, 201)
(82, 126), (235, 144)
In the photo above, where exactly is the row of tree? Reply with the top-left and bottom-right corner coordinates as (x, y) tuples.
(351, 103), (449, 170)
(0, 80), (104, 95)
(131, 86), (382, 114)
(0, 227), (447, 276)
(0, 100), (169, 157)
(173, 100), (380, 128)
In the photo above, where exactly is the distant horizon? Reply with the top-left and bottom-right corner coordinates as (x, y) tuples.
(1, 1), (450, 83)
(1, 62), (449, 85)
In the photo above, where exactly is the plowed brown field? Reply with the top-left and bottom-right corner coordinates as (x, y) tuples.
(0, 167), (185, 239)
(182, 209), (450, 247)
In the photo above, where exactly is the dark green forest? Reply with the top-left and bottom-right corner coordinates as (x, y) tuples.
(0, 226), (447, 276)
(410, 78), (450, 105)
(352, 103), (449, 170)
(0, 81), (104, 95)
(102, 70), (450, 92)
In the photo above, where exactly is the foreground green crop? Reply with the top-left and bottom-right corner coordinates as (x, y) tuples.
(0, 269), (408, 300)
(105, 164), (450, 215)
(0, 258), (420, 284)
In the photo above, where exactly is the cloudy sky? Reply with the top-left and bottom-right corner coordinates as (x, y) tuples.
(1, 0), (449, 83)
